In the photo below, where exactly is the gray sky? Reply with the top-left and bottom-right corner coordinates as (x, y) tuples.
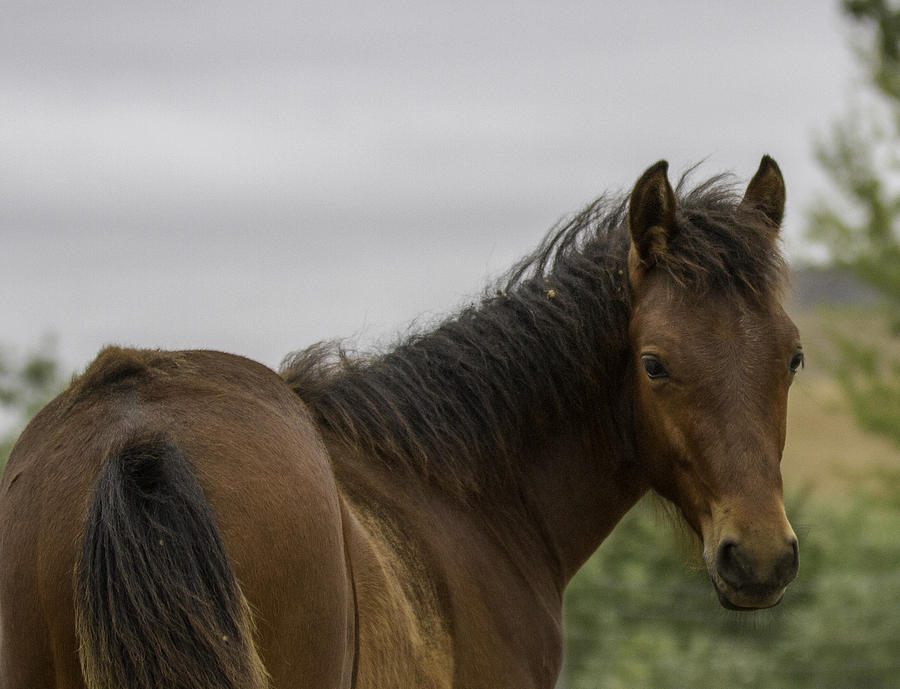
(2, 1), (857, 375)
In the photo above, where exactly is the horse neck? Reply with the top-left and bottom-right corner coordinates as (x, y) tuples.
(442, 295), (649, 590)
(466, 273), (648, 587)
(504, 392), (649, 588)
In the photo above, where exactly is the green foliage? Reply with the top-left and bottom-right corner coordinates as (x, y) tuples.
(845, 0), (900, 99)
(0, 340), (64, 470)
(562, 487), (900, 689)
(832, 334), (900, 445)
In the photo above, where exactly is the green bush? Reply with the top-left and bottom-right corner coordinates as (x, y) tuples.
(832, 335), (900, 448)
(0, 341), (63, 471)
(562, 482), (900, 689)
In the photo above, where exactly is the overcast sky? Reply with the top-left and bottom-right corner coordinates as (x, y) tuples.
(2, 1), (858, 375)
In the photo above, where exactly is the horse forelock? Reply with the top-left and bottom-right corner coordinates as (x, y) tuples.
(662, 171), (789, 302)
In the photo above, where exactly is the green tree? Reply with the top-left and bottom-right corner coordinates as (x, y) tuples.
(809, 0), (900, 446)
(0, 340), (64, 470)
(811, 0), (900, 306)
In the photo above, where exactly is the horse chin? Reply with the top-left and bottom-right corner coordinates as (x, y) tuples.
(712, 581), (785, 611)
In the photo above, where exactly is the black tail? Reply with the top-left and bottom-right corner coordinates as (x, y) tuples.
(75, 436), (268, 689)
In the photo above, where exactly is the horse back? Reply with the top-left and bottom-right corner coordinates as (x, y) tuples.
(0, 347), (355, 689)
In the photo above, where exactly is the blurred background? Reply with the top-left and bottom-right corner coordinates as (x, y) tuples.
(2, 1), (898, 687)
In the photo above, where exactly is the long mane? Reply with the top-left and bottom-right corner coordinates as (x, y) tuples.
(281, 170), (787, 497)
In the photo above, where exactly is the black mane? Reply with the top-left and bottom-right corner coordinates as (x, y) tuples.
(281, 170), (787, 497)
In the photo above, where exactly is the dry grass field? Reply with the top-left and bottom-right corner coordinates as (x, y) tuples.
(783, 303), (900, 496)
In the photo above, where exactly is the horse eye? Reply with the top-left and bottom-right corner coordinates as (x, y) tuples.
(789, 352), (804, 374)
(641, 355), (670, 380)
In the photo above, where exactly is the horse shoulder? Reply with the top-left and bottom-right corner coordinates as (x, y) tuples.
(333, 454), (562, 689)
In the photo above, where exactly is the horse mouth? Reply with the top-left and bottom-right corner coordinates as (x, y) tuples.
(712, 580), (785, 611)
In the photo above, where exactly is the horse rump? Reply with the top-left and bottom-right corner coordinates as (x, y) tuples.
(75, 435), (268, 689)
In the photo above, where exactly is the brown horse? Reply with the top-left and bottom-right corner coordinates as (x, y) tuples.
(0, 157), (801, 689)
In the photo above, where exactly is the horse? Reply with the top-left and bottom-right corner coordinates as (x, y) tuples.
(0, 156), (802, 689)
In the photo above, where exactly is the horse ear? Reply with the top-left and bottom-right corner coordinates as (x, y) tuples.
(628, 160), (677, 265)
(741, 155), (785, 229)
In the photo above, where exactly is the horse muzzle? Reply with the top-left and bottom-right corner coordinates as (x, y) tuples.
(706, 534), (799, 610)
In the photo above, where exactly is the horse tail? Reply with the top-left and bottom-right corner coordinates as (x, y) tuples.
(75, 435), (269, 689)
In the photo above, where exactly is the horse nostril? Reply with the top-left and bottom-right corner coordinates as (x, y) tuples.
(774, 538), (800, 587)
(716, 540), (751, 589)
